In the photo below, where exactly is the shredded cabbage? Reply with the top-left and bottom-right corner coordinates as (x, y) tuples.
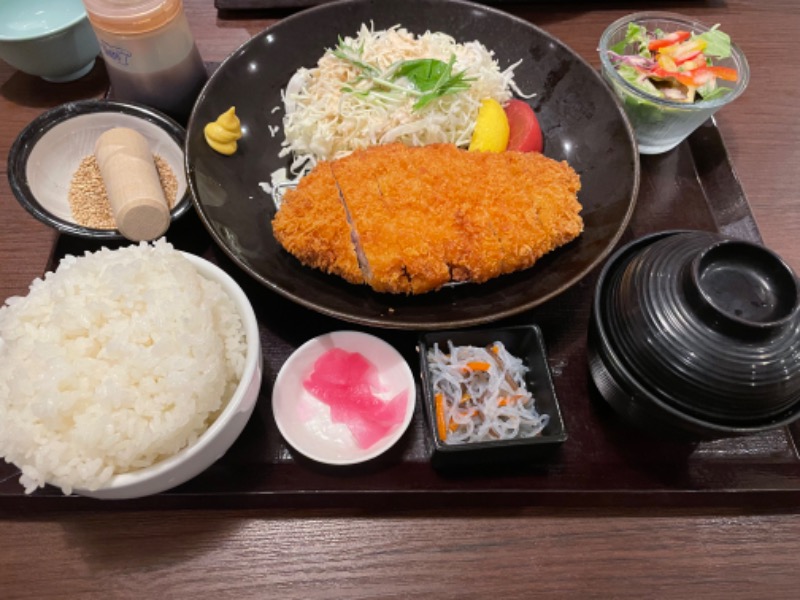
(279, 24), (531, 171)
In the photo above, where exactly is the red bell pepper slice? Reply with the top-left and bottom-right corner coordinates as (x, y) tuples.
(663, 39), (708, 64)
(674, 49), (704, 65)
(650, 66), (696, 89)
(648, 30), (691, 51)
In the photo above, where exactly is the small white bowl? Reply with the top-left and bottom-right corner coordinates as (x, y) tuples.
(75, 252), (262, 499)
(7, 100), (192, 240)
(273, 331), (416, 465)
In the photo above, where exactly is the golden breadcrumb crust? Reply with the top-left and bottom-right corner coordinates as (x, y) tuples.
(272, 143), (582, 294)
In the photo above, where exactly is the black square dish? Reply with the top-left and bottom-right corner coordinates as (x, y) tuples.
(418, 325), (567, 469)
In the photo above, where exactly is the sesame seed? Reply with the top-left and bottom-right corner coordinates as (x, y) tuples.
(68, 154), (180, 231)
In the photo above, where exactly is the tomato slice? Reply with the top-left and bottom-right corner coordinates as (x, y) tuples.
(503, 99), (543, 152)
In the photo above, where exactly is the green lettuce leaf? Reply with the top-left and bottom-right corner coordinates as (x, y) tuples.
(694, 25), (732, 59)
(616, 64), (662, 97)
(611, 22), (652, 57)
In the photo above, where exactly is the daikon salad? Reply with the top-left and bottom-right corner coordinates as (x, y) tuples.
(427, 341), (549, 445)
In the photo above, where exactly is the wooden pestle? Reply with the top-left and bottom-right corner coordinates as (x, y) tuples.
(94, 127), (170, 241)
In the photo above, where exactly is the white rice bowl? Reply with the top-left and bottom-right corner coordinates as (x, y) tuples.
(0, 240), (260, 497)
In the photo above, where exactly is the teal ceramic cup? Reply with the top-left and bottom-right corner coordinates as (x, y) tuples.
(0, 0), (100, 82)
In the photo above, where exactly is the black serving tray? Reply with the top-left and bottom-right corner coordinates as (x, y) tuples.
(2, 120), (799, 512)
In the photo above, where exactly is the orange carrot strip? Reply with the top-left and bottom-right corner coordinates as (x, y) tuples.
(435, 393), (447, 441)
(465, 361), (491, 371)
(498, 396), (520, 407)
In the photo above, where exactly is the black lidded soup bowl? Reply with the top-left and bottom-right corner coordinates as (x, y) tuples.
(588, 230), (800, 440)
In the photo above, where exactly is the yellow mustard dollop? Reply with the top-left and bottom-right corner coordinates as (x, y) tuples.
(204, 107), (242, 155)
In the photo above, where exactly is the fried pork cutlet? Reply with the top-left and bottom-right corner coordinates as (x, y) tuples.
(271, 143), (582, 294)
(271, 160), (364, 285)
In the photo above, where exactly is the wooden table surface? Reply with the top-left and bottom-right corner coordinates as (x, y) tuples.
(2, 1), (800, 598)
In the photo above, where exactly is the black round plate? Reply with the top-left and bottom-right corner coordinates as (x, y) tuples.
(186, 0), (639, 330)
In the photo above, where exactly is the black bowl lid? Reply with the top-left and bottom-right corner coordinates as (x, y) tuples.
(597, 230), (800, 423)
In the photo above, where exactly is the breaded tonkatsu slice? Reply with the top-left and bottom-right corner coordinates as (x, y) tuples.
(394, 144), (512, 285)
(332, 146), (453, 294)
(271, 143), (583, 294)
(271, 161), (363, 284)
(469, 150), (583, 274)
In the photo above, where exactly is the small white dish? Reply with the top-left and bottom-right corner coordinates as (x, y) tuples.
(272, 331), (416, 465)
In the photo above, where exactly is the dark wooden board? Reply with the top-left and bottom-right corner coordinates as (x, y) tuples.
(2, 120), (799, 512)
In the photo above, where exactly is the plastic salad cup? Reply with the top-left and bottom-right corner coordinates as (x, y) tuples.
(598, 12), (749, 155)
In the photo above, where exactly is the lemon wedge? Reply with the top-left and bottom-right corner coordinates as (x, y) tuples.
(468, 98), (509, 152)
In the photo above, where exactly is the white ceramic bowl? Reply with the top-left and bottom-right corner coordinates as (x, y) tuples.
(0, 0), (100, 82)
(74, 252), (262, 499)
(273, 331), (416, 465)
(7, 100), (192, 240)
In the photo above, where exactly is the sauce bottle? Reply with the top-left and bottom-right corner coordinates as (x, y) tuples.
(82, 0), (208, 124)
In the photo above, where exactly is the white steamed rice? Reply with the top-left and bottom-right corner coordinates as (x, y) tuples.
(0, 240), (247, 495)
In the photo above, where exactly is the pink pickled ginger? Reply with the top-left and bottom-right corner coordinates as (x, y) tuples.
(303, 348), (409, 449)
